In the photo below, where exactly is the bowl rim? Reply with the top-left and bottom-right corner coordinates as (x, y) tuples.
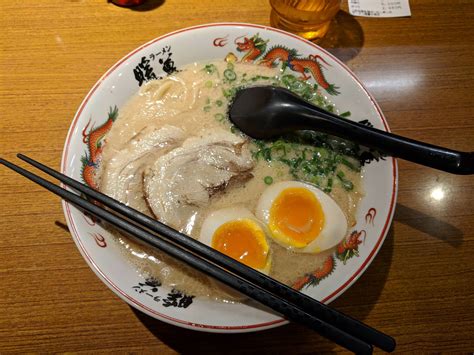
(60, 22), (398, 332)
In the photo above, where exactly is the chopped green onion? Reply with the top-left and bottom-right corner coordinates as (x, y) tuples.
(223, 69), (237, 82)
(340, 111), (351, 118)
(282, 74), (296, 85)
(203, 64), (217, 74)
(341, 157), (360, 171)
(311, 175), (323, 187)
(214, 113), (225, 122)
(203, 105), (211, 112)
(227, 62), (234, 70)
(326, 177), (333, 191)
(341, 180), (354, 191)
(215, 100), (223, 107)
(222, 87), (238, 98)
(281, 74), (297, 88)
(336, 171), (353, 191)
(205, 80), (213, 88)
(264, 176), (273, 185)
(262, 147), (272, 161)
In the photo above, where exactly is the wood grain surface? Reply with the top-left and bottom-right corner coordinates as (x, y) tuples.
(1, 0), (473, 353)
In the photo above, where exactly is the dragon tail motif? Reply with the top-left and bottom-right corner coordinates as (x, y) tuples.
(80, 154), (98, 190)
(81, 106), (118, 188)
(292, 255), (336, 290)
(291, 229), (367, 290)
(289, 57), (340, 95)
(336, 230), (366, 264)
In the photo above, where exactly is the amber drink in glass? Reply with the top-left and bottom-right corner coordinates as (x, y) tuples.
(270, 0), (341, 41)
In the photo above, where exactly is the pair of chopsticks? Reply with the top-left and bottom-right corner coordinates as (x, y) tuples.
(1, 154), (395, 354)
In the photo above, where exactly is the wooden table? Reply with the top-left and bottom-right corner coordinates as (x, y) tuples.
(1, 0), (473, 353)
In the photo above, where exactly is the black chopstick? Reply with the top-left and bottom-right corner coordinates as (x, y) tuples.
(1, 157), (377, 354)
(17, 154), (395, 352)
(1, 157), (371, 353)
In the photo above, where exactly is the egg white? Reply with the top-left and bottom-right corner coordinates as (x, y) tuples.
(199, 207), (272, 274)
(255, 181), (348, 254)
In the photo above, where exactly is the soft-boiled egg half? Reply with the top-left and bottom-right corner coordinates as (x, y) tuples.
(256, 181), (348, 254)
(199, 207), (272, 274)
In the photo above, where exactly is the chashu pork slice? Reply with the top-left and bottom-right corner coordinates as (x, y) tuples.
(143, 130), (254, 232)
(100, 125), (185, 212)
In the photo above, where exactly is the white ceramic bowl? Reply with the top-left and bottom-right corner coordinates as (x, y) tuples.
(61, 23), (397, 333)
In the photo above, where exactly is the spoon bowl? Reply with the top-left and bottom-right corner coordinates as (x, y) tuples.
(229, 86), (474, 175)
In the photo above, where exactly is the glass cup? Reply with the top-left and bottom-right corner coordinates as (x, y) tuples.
(270, 0), (342, 42)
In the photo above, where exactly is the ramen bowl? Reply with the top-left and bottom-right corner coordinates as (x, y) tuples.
(61, 23), (397, 332)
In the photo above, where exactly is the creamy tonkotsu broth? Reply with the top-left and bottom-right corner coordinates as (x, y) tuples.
(96, 60), (364, 302)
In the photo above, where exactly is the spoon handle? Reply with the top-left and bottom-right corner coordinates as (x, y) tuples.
(300, 105), (474, 175)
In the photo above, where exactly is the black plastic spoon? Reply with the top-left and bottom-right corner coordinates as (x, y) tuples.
(229, 86), (474, 175)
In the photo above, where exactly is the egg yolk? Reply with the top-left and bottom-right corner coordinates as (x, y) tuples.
(269, 187), (325, 247)
(212, 219), (268, 270)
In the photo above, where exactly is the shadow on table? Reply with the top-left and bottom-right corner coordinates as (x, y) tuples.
(133, 0), (165, 11)
(317, 10), (364, 63)
(131, 226), (394, 353)
(393, 203), (464, 247)
(108, 0), (165, 11)
(55, 221), (69, 232)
